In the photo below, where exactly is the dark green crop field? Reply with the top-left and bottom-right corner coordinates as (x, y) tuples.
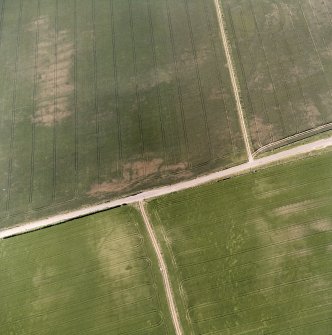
(147, 150), (332, 334)
(0, 0), (245, 228)
(222, 0), (332, 152)
(0, 206), (175, 334)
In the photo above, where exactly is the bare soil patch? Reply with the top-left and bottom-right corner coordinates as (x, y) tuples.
(273, 199), (319, 217)
(32, 16), (74, 126)
(88, 159), (190, 196)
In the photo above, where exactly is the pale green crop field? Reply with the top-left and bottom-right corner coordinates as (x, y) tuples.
(0, 206), (174, 334)
(222, 0), (332, 152)
(147, 150), (332, 334)
(2, 1), (332, 333)
(0, 0), (245, 228)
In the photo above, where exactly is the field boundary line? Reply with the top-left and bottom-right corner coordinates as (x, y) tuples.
(253, 123), (332, 157)
(1, 136), (332, 239)
(213, 0), (253, 161)
(139, 201), (183, 335)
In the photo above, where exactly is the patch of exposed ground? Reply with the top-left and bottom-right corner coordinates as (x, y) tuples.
(91, 225), (144, 281)
(248, 70), (273, 93)
(123, 158), (163, 180)
(274, 224), (307, 241)
(321, 40), (332, 58)
(287, 65), (301, 84)
(310, 219), (331, 232)
(292, 54), (322, 81)
(250, 116), (274, 147)
(292, 248), (312, 258)
(31, 16), (74, 126)
(178, 47), (210, 69)
(208, 87), (230, 101)
(88, 159), (190, 196)
(131, 47), (210, 93)
(253, 179), (281, 199)
(264, 3), (280, 27)
(311, 276), (330, 291)
(32, 265), (72, 313)
(305, 99), (322, 127)
(278, 2), (296, 29)
(134, 66), (173, 92)
(273, 199), (319, 217)
(319, 91), (332, 116)
(32, 266), (57, 287)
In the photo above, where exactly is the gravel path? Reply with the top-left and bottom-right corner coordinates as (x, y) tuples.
(214, 0), (253, 161)
(139, 201), (182, 335)
(1, 136), (332, 239)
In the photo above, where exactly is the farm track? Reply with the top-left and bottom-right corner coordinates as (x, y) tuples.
(139, 201), (182, 335)
(1, 136), (332, 240)
(213, 0), (253, 162)
(2, 2), (332, 334)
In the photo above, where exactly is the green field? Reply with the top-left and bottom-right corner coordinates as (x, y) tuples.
(147, 150), (332, 334)
(0, 0), (245, 228)
(222, 0), (332, 152)
(0, 206), (176, 334)
(2, 1), (332, 333)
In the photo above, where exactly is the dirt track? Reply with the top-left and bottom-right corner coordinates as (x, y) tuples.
(1, 129), (332, 335)
(1, 136), (332, 240)
(213, 0), (253, 161)
(139, 202), (182, 335)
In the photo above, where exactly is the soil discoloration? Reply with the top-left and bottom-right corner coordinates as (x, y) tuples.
(292, 248), (312, 258)
(88, 159), (190, 196)
(32, 16), (74, 126)
(123, 158), (164, 181)
(264, 3), (280, 27)
(281, 224), (307, 240)
(208, 88), (227, 101)
(32, 266), (72, 313)
(133, 66), (173, 92)
(32, 266), (57, 287)
(318, 91), (332, 115)
(253, 177), (281, 199)
(130, 47), (209, 93)
(311, 219), (331, 232)
(273, 199), (318, 217)
(305, 100), (321, 127)
(250, 116), (274, 147)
